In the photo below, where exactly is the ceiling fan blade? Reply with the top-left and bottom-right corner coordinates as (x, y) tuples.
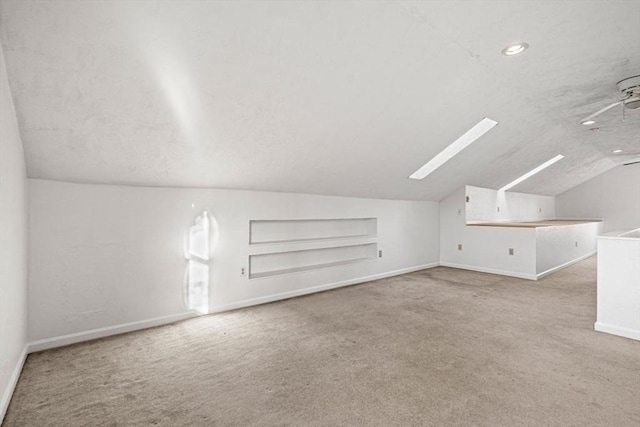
(581, 101), (623, 123)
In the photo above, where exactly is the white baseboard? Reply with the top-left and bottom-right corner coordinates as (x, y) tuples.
(440, 251), (597, 282)
(536, 251), (597, 279)
(210, 262), (441, 314)
(0, 262), (447, 424)
(27, 263), (440, 353)
(594, 322), (640, 341)
(1, 344), (28, 422)
(28, 311), (198, 353)
(439, 262), (536, 280)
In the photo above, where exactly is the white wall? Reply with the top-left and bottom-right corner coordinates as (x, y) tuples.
(556, 165), (640, 233)
(536, 222), (601, 277)
(28, 179), (439, 344)
(441, 185), (598, 280)
(466, 185), (555, 223)
(0, 45), (28, 420)
(440, 187), (538, 279)
(595, 231), (640, 340)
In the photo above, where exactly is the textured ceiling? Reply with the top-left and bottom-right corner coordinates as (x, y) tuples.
(1, 0), (638, 201)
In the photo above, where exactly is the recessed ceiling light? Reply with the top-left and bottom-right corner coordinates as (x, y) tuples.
(582, 120), (596, 125)
(499, 154), (565, 192)
(612, 149), (622, 153)
(409, 118), (498, 180)
(501, 42), (529, 56)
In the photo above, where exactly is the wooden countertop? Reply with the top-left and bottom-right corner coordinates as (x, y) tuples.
(467, 220), (602, 228)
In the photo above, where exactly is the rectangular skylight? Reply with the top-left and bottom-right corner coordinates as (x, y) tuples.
(409, 117), (498, 180)
(499, 154), (565, 192)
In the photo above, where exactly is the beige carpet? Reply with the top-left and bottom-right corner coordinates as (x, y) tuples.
(4, 256), (639, 426)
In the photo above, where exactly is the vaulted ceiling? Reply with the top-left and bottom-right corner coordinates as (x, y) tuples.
(1, 0), (638, 200)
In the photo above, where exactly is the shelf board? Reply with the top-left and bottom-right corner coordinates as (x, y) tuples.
(250, 234), (377, 245)
(249, 257), (374, 279)
(249, 218), (377, 245)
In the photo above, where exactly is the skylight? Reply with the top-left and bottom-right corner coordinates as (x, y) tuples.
(409, 118), (498, 180)
(499, 155), (565, 192)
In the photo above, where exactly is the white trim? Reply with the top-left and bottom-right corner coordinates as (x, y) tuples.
(1, 344), (28, 422)
(594, 322), (640, 341)
(597, 227), (640, 241)
(440, 251), (597, 282)
(554, 217), (603, 222)
(439, 262), (536, 280)
(27, 312), (197, 353)
(26, 263), (440, 353)
(210, 263), (440, 313)
(535, 251), (596, 280)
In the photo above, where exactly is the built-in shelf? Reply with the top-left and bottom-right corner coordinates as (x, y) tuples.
(248, 236), (378, 256)
(250, 218), (377, 245)
(251, 234), (376, 245)
(249, 242), (377, 279)
(248, 218), (379, 279)
(250, 257), (374, 279)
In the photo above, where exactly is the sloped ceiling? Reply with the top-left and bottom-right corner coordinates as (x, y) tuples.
(0, 0), (638, 201)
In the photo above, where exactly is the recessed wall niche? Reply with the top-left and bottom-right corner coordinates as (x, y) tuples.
(248, 218), (378, 279)
(249, 218), (377, 244)
(249, 243), (377, 279)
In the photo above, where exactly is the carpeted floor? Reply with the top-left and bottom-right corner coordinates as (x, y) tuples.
(4, 256), (640, 426)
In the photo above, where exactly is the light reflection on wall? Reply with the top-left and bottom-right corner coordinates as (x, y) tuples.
(153, 54), (200, 144)
(184, 210), (213, 314)
(189, 211), (210, 260)
(187, 260), (209, 315)
(123, 1), (203, 147)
